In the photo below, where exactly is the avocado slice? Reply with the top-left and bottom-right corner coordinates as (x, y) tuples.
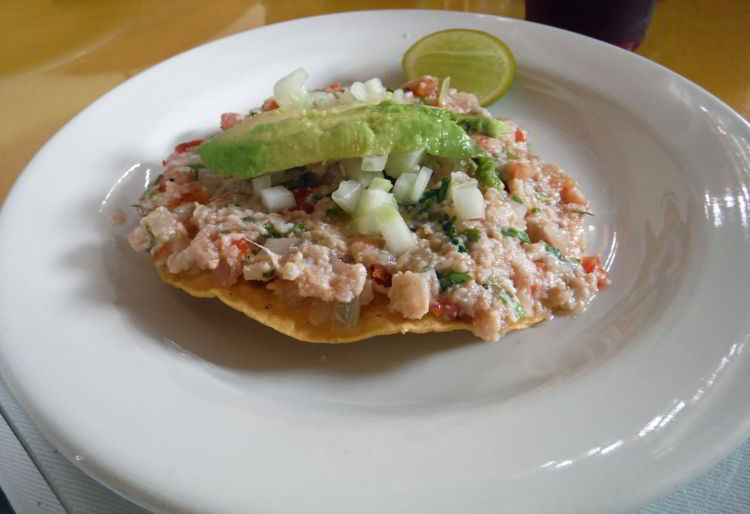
(198, 101), (507, 178)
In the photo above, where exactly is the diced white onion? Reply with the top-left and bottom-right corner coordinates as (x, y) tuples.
(252, 175), (272, 193)
(364, 78), (387, 103)
(352, 213), (380, 235)
(361, 154), (388, 172)
(309, 91), (338, 108)
(438, 76), (451, 104)
(349, 82), (368, 102)
(392, 172), (418, 204)
(385, 148), (424, 177)
(375, 205), (416, 256)
(355, 189), (396, 216)
(408, 166), (433, 203)
(450, 171), (478, 189)
(368, 177), (393, 192)
(273, 68), (311, 110)
(261, 186), (296, 212)
(264, 237), (298, 255)
(390, 88), (407, 103)
(332, 180), (363, 213)
(452, 185), (486, 220)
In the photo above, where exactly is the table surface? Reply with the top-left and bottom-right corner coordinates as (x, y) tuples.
(1, 1), (749, 513)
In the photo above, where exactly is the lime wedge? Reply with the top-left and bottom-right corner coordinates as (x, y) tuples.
(402, 29), (516, 106)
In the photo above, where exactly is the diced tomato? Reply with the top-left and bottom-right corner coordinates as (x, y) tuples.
(582, 255), (610, 289)
(370, 264), (392, 287)
(325, 81), (341, 92)
(582, 255), (601, 274)
(174, 139), (203, 153)
(515, 128), (526, 142)
(231, 237), (251, 255)
(430, 301), (460, 319)
(262, 98), (279, 111)
(288, 187), (315, 213)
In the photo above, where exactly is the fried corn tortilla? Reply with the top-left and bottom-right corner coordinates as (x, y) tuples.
(159, 268), (546, 343)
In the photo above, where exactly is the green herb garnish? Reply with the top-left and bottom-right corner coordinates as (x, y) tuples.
(511, 195), (523, 204)
(536, 193), (550, 203)
(545, 245), (563, 259)
(437, 270), (473, 291)
(496, 289), (526, 319)
(264, 222), (307, 238)
(530, 207), (541, 214)
(462, 228), (482, 242)
(501, 227), (531, 244)
(219, 229), (231, 234)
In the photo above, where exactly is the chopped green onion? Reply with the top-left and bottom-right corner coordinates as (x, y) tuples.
(530, 207), (541, 214)
(511, 195), (523, 203)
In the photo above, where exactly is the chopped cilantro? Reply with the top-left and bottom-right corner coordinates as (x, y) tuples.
(437, 270), (472, 291)
(264, 223), (283, 238)
(530, 207), (541, 214)
(495, 289), (526, 319)
(462, 228), (482, 242)
(511, 195), (523, 204)
(411, 177), (451, 214)
(288, 223), (307, 235)
(501, 227), (531, 244)
(437, 176), (451, 202)
(545, 245), (563, 259)
(264, 222), (306, 238)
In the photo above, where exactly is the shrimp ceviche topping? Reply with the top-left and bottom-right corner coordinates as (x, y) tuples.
(128, 69), (609, 343)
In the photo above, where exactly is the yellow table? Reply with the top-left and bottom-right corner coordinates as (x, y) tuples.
(1, 0), (748, 201)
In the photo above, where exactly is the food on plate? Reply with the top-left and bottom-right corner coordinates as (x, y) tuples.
(128, 68), (608, 343)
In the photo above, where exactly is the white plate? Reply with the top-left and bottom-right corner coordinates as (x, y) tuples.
(2, 10), (750, 514)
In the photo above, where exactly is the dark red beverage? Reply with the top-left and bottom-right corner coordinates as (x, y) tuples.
(525, 0), (656, 50)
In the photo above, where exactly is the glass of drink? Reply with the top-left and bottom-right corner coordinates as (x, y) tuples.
(525, 0), (657, 51)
